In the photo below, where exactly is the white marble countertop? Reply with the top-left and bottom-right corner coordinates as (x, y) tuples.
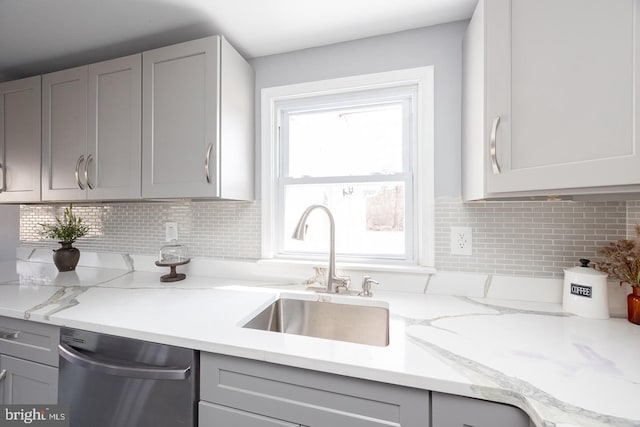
(0, 257), (638, 427)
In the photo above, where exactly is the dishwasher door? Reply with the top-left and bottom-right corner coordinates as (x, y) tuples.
(58, 328), (198, 427)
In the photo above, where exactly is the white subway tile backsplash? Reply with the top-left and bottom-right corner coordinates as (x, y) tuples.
(435, 197), (627, 278)
(19, 196), (637, 280)
(20, 201), (261, 260)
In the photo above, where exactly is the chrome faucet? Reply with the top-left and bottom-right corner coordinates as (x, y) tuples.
(292, 204), (350, 293)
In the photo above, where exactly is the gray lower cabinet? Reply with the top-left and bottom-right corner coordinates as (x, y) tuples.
(0, 354), (57, 404)
(200, 353), (430, 427)
(0, 316), (60, 404)
(431, 392), (529, 427)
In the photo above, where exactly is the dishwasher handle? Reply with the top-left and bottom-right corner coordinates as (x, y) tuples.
(58, 343), (191, 381)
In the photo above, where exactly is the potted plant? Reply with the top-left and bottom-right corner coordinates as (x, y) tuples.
(39, 205), (89, 272)
(595, 224), (640, 324)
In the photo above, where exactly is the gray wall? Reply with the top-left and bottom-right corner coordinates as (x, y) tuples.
(19, 22), (635, 278)
(250, 21), (467, 198)
(0, 205), (19, 261)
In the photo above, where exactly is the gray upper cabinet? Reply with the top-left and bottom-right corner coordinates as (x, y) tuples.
(0, 76), (41, 203)
(86, 54), (142, 200)
(142, 35), (254, 200)
(431, 392), (529, 427)
(37, 34), (253, 203)
(42, 54), (141, 201)
(463, 0), (640, 200)
(42, 65), (88, 201)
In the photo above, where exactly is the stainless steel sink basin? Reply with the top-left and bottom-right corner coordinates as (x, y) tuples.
(243, 297), (389, 347)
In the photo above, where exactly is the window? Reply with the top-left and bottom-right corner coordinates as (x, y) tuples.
(262, 68), (434, 268)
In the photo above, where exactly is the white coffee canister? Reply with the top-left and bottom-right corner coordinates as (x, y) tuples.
(563, 259), (609, 319)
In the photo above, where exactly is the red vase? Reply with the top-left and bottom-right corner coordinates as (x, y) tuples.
(628, 287), (640, 325)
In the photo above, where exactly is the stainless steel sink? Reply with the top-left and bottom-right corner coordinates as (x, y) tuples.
(243, 297), (389, 347)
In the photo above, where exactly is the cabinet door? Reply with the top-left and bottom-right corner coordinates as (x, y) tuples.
(0, 355), (58, 404)
(142, 36), (220, 199)
(0, 76), (41, 203)
(87, 54), (142, 200)
(431, 393), (529, 427)
(42, 66), (88, 201)
(485, 0), (640, 193)
(199, 402), (299, 427)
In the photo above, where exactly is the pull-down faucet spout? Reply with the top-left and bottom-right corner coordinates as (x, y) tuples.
(292, 204), (350, 293)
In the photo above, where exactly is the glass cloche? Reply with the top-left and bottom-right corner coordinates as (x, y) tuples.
(155, 243), (190, 282)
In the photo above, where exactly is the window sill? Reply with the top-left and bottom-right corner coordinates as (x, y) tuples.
(257, 257), (436, 275)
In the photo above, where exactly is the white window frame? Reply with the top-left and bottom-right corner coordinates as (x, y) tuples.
(261, 67), (435, 269)
(277, 88), (416, 262)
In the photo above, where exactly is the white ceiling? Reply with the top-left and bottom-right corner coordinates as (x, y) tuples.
(0, 0), (476, 82)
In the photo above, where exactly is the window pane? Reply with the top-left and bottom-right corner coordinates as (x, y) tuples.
(287, 104), (403, 178)
(283, 182), (406, 258)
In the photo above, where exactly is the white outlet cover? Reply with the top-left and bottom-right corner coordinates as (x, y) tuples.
(450, 226), (472, 255)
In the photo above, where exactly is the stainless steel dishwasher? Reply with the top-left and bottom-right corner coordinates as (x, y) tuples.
(58, 328), (198, 427)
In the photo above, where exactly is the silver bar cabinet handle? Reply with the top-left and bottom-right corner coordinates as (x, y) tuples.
(58, 343), (191, 381)
(0, 162), (4, 193)
(205, 142), (213, 184)
(75, 155), (86, 190)
(0, 369), (6, 383)
(0, 330), (19, 340)
(85, 154), (94, 190)
(490, 116), (501, 175)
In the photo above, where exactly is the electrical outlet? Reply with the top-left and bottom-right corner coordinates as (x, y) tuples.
(450, 226), (472, 255)
(165, 222), (178, 242)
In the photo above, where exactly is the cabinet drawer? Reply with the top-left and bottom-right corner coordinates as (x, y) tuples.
(199, 402), (298, 427)
(0, 317), (60, 367)
(201, 353), (429, 427)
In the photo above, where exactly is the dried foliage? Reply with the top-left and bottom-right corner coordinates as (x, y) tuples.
(39, 205), (89, 245)
(595, 224), (640, 287)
